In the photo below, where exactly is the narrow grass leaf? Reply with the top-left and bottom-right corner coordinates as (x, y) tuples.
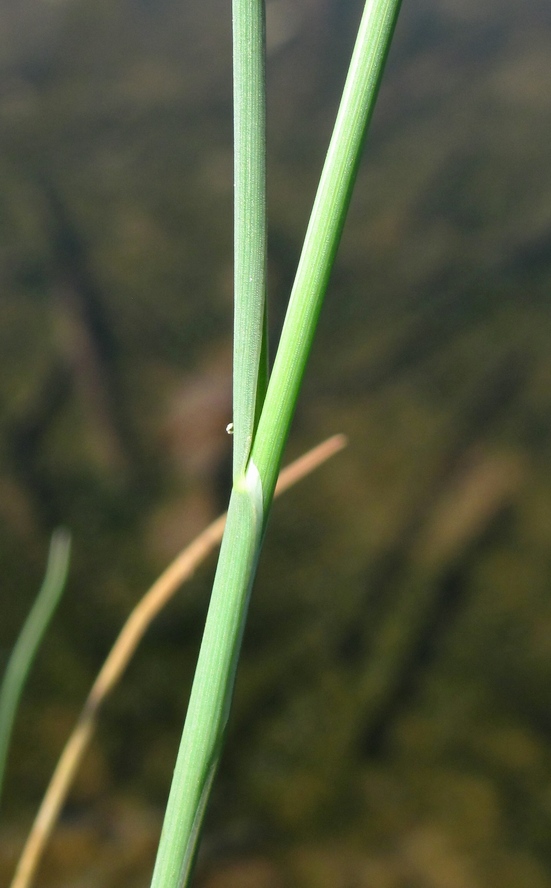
(232, 0), (267, 481)
(0, 529), (71, 810)
(252, 0), (402, 508)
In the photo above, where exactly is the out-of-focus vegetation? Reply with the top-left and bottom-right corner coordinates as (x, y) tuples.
(1, 0), (551, 885)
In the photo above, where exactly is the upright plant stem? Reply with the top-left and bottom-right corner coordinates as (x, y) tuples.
(251, 0), (402, 509)
(232, 0), (267, 481)
(149, 1), (267, 885)
(149, 1), (401, 884)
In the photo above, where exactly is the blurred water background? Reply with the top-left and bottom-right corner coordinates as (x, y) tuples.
(1, 0), (551, 885)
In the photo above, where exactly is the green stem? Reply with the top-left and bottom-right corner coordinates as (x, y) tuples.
(251, 0), (402, 509)
(148, 1), (401, 884)
(0, 529), (71, 810)
(149, 469), (263, 888)
(149, 0), (267, 882)
(232, 0), (267, 481)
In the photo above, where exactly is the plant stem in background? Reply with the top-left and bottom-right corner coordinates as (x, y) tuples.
(0, 529), (71, 810)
